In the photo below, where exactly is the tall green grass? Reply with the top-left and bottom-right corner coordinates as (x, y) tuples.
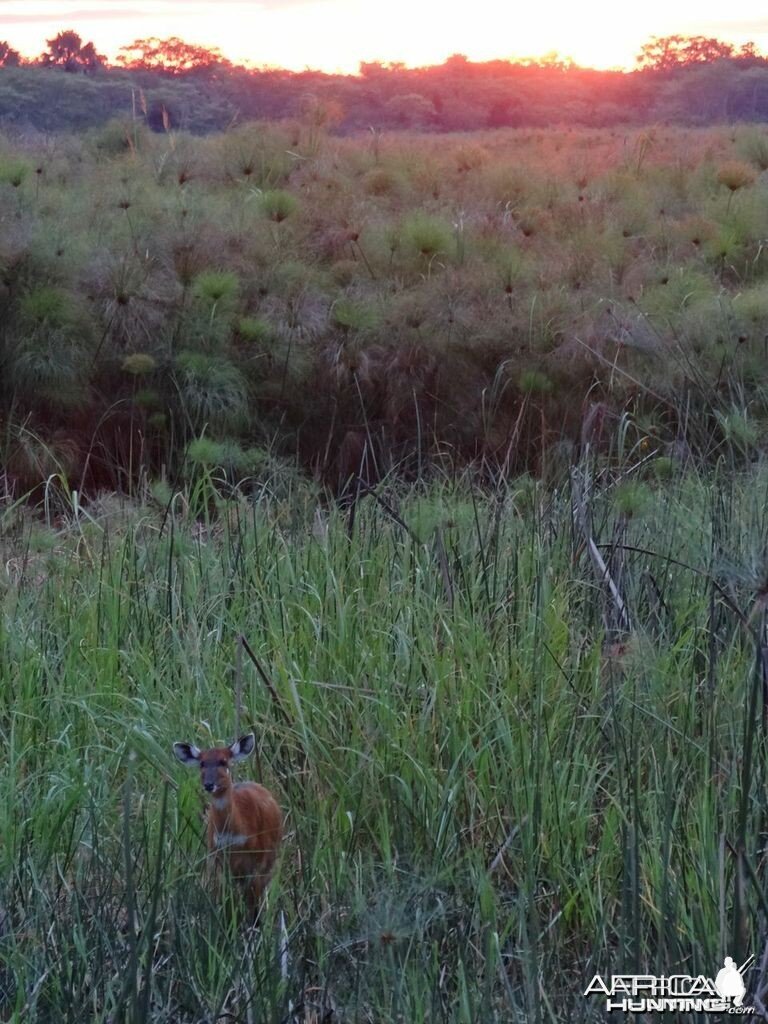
(1, 462), (768, 1021)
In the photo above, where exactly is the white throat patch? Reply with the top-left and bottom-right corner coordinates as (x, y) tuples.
(214, 830), (248, 849)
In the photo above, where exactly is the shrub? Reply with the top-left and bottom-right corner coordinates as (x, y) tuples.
(402, 213), (452, 259)
(363, 167), (401, 196)
(737, 130), (768, 172)
(11, 286), (92, 401)
(332, 298), (380, 332)
(174, 351), (248, 429)
(454, 144), (488, 173)
(716, 408), (759, 448)
(91, 118), (146, 157)
(187, 436), (249, 471)
(716, 161), (756, 193)
(122, 353), (157, 376)
(259, 189), (298, 222)
(192, 269), (240, 306)
(0, 156), (30, 188)
(614, 481), (652, 518)
(733, 286), (768, 333)
(236, 316), (274, 344)
(19, 286), (77, 327)
(519, 369), (553, 395)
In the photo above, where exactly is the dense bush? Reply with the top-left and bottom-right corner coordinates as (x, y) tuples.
(2, 122), (768, 498)
(5, 52), (768, 134)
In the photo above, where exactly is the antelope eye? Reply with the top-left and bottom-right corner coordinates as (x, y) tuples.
(219, 760), (227, 767)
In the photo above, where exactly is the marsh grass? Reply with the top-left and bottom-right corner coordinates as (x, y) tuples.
(6, 123), (768, 494)
(3, 455), (768, 1021)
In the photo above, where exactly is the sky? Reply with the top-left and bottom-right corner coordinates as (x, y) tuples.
(1, 0), (768, 72)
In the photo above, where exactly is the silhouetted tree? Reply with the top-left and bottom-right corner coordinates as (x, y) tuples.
(637, 35), (734, 71)
(0, 41), (21, 68)
(39, 30), (103, 72)
(359, 61), (406, 77)
(734, 42), (768, 68)
(444, 53), (470, 70)
(517, 52), (575, 71)
(116, 37), (231, 76)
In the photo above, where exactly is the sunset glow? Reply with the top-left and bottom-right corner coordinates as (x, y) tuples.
(1, 0), (768, 71)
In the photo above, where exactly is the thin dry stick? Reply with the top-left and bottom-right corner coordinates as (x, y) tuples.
(595, 543), (752, 632)
(571, 463), (632, 636)
(239, 634), (292, 728)
(586, 533), (632, 635)
(488, 817), (528, 875)
(234, 636), (244, 739)
(433, 527), (454, 608)
(352, 475), (419, 540)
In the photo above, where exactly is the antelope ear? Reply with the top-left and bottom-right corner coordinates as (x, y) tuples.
(230, 734), (255, 761)
(173, 742), (201, 765)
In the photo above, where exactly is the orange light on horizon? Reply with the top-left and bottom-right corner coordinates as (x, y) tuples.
(2, 0), (768, 73)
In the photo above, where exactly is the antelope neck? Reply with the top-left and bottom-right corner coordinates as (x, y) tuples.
(209, 793), (232, 813)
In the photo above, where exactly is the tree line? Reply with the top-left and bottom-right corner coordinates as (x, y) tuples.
(2, 30), (768, 132)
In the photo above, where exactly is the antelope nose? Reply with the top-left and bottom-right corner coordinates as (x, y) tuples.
(204, 782), (215, 792)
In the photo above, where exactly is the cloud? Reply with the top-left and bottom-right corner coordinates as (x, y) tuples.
(0, 0), (331, 16)
(0, 7), (141, 23)
(698, 18), (768, 34)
